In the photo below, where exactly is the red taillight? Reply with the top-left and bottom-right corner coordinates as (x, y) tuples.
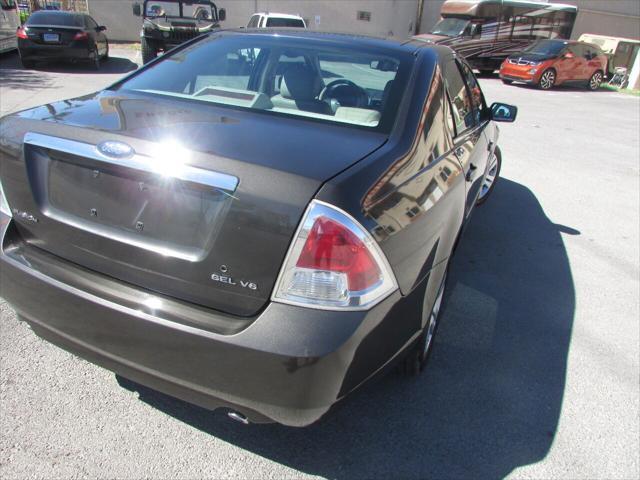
(272, 200), (397, 310)
(73, 31), (89, 41)
(16, 27), (28, 39)
(296, 216), (380, 291)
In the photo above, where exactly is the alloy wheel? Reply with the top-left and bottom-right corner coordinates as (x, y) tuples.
(477, 151), (499, 201)
(589, 71), (603, 91)
(539, 70), (555, 90)
(422, 272), (446, 357)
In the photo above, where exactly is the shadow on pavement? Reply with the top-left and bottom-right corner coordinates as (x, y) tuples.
(118, 178), (576, 479)
(0, 50), (137, 85)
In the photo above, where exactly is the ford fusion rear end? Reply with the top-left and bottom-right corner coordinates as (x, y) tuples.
(0, 32), (471, 426)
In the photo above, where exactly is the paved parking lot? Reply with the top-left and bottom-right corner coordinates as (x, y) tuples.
(1, 47), (639, 479)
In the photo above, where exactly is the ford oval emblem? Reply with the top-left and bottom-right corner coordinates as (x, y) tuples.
(97, 140), (134, 159)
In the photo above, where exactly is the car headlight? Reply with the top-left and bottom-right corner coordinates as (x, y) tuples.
(0, 180), (12, 217)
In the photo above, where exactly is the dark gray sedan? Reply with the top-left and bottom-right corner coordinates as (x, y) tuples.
(0, 30), (516, 426)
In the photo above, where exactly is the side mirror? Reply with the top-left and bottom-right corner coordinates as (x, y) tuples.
(490, 102), (517, 123)
(132, 3), (141, 16)
(97, 25), (107, 32)
(218, 8), (226, 21)
(563, 52), (574, 59)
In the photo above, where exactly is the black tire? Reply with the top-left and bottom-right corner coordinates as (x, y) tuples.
(538, 68), (556, 90)
(478, 69), (494, 77)
(476, 145), (501, 206)
(401, 270), (448, 376)
(89, 45), (100, 71)
(102, 40), (109, 60)
(588, 70), (603, 91)
(501, 78), (513, 85)
(141, 37), (157, 64)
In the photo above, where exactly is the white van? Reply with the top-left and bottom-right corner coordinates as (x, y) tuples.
(247, 12), (306, 28)
(0, 0), (20, 54)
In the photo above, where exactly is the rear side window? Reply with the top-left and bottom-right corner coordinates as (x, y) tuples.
(265, 17), (305, 27)
(247, 15), (260, 28)
(457, 61), (486, 121)
(26, 12), (83, 27)
(443, 60), (476, 136)
(85, 15), (98, 29)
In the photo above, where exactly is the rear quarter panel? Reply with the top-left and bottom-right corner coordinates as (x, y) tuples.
(316, 49), (466, 300)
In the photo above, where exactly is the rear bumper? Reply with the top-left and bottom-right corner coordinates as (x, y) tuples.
(0, 215), (418, 426)
(18, 40), (91, 61)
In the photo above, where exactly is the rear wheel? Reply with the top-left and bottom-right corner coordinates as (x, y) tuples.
(91, 48), (101, 70)
(402, 270), (447, 376)
(588, 70), (603, 91)
(478, 69), (494, 77)
(476, 145), (501, 206)
(141, 37), (157, 64)
(501, 78), (513, 85)
(538, 69), (556, 90)
(102, 40), (109, 60)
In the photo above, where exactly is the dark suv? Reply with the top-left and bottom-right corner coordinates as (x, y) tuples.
(133, 0), (225, 63)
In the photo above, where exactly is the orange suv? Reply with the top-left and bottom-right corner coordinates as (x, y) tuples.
(499, 39), (608, 90)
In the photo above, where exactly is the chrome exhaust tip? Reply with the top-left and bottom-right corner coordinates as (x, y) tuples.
(227, 411), (250, 425)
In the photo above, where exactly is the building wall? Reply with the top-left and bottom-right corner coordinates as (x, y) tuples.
(550, 0), (640, 40)
(418, 0), (446, 34)
(88, 0), (419, 42)
(87, 0), (639, 43)
(87, 0), (142, 41)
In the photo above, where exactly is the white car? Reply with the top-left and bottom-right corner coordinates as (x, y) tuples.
(247, 12), (306, 28)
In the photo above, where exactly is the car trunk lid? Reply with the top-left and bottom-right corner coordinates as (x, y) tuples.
(1, 91), (387, 317)
(24, 25), (84, 46)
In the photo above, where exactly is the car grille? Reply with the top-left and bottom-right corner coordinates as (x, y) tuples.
(168, 28), (198, 43)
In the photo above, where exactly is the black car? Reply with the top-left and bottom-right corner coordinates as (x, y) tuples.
(0, 30), (516, 427)
(16, 10), (108, 69)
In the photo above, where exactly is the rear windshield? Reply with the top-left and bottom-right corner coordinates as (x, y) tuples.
(115, 34), (414, 131)
(524, 40), (568, 56)
(26, 12), (84, 27)
(266, 17), (305, 28)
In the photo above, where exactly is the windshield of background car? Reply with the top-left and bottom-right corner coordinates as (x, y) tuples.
(115, 35), (414, 131)
(523, 40), (567, 56)
(26, 11), (83, 26)
(265, 17), (305, 27)
(429, 17), (469, 37)
(145, 1), (212, 19)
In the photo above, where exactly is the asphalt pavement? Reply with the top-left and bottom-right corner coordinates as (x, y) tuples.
(0, 47), (638, 479)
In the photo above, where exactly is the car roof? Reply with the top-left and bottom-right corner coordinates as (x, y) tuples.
(253, 12), (304, 20)
(30, 10), (82, 15)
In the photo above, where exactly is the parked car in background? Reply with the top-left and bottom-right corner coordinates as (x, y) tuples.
(0, 0), (19, 54)
(132, 0), (226, 63)
(16, 10), (109, 69)
(499, 39), (607, 90)
(247, 12), (306, 28)
(413, 0), (577, 75)
(0, 30), (517, 427)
